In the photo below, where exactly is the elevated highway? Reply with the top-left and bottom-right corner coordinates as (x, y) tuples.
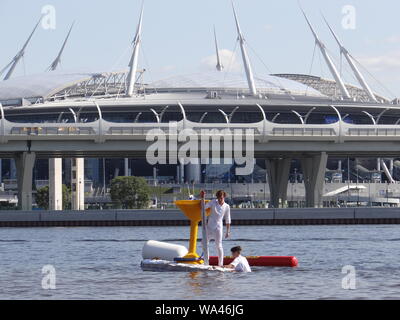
(2, 102), (400, 211)
(1, 104), (400, 158)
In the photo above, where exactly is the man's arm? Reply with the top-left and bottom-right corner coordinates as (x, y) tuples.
(224, 257), (238, 269)
(225, 206), (231, 238)
(225, 224), (231, 238)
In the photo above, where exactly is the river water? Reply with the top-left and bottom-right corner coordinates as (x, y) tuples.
(0, 225), (399, 300)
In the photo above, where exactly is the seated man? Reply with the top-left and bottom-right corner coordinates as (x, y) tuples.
(224, 246), (252, 272)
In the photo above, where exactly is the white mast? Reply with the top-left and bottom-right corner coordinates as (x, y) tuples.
(214, 26), (223, 71)
(126, 4), (144, 97)
(2, 17), (42, 80)
(323, 16), (378, 102)
(48, 22), (75, 71)
(301, 9), (351, 99)
(231, 1), (257, 96)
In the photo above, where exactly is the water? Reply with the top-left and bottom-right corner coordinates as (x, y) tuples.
(0, 225), (400, 299)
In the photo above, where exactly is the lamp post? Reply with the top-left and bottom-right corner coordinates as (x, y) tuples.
(368, 178), (371, 207)
(387, 182), (389, 207)
(347, 157), (350, 207)
(77, 179), (82, 211)
(356, 158), (359, 207)
(102, 158), (106, 197)
(264, 182), (266, 208)
(159, 182), (162, 209)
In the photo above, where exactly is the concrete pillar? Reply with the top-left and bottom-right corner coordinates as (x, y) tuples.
(71, 158), (84, 210)
(49, 158), (62, 210)
(124, 158), (130, 176)
(153, 167), (157, 186)
(10, 158), (17, 180)
(179, 158), (185, 183)
(300, 152), (328, 208)
(114, 167), (120, 179)
(265, 158), (291, 208)
(15, 152), (36, 210)
(185, 162), (201, 183)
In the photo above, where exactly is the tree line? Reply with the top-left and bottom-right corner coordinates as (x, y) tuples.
(35, 176), (151, 210)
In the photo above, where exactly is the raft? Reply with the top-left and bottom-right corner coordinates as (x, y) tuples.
(141, 200), (299, 271)
(141, 259), (233, 272)
(209, 256), (298, 267)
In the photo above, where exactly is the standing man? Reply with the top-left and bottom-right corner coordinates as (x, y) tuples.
(200, 190), (231, 267)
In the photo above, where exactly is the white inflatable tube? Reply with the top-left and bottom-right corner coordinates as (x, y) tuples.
(142, 240), (188, 261)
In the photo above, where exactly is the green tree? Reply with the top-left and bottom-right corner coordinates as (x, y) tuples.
(61, 185), (72, 210)
(35, 185), (71, 210)
(110, 176), (151, 209)
(35, 186), (49, 210)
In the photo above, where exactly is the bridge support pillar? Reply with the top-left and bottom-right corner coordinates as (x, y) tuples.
(265, 158), (291, 208)
(10, 159), (17, 180)
(301, 152), (328, 208)
(15, 152), (36, 211)
(124, 158), (130, 176)
(178, 159), (185, 183)
(71, 158), (85, 210)
(49, 158), (63, 210)
(185, 162), (201, 183)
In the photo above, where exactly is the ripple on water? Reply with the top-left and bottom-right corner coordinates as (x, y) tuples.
(0, 225), (399, 299)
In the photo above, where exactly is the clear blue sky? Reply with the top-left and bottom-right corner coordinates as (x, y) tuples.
(0, 0), (399, 98)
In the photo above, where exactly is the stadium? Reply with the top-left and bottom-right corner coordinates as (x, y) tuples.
(0, 3), (400, 210)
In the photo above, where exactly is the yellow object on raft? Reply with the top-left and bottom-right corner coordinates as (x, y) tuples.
(174, 200), (211, 264)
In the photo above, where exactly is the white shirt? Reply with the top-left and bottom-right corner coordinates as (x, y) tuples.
(205, 199), (231, 231)
(231, 255), (252, 272)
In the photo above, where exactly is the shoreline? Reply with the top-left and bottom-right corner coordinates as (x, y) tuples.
(1, 207), (400, 227)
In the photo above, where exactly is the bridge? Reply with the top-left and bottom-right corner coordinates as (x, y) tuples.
(2, 102), (400, 211)
(2, 103), (400, 156)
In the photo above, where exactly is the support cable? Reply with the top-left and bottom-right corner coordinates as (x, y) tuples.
(305, 42), (317, 96)
(246, 41), (295, 99)
(140, 42), (158, 94)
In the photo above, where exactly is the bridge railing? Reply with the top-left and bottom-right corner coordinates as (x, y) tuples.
(10, 126), (96, 136)
(347, 128), (400, 137)
(2, 118), (400, 143)
(271, 127), (336, 137)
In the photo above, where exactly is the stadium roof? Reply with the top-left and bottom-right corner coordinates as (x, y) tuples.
(0, 71), (123, 102)
(0, 70), (391, 105)
(0, 70), (327, 104)
(274, 74), (389, 103)
(147, 72), (324, 97)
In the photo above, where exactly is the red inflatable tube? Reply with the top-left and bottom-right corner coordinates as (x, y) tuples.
(209, 256), (298, 267)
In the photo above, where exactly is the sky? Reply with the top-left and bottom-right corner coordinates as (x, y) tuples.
(0, 0), (400, 99)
